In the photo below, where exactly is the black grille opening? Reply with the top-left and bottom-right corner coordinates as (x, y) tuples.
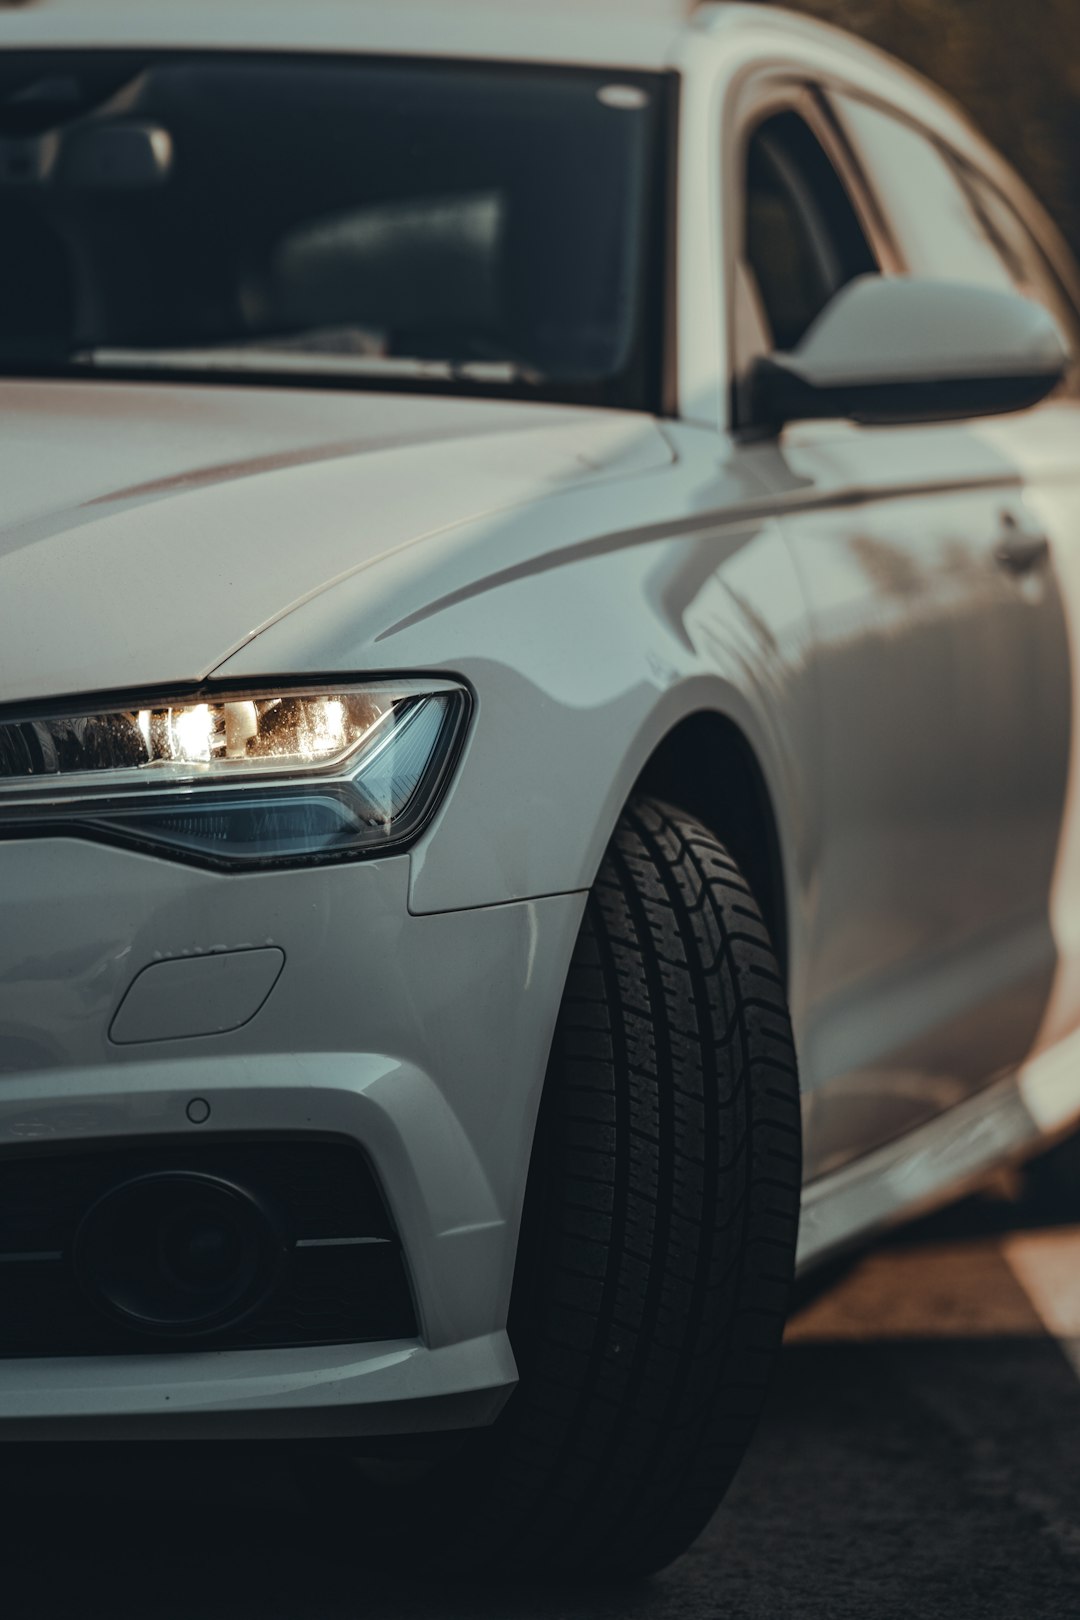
(0, 1138), (418, 1357)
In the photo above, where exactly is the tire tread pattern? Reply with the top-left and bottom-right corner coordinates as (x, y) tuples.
(445, 798), (801, 1576)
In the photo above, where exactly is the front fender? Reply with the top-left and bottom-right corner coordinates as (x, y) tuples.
(215, 430), (817, 927)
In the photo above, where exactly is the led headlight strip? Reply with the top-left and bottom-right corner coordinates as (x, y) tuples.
(0, 680), (468, 868)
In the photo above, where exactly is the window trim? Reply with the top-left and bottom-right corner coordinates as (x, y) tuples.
(722, 73), (896, 435)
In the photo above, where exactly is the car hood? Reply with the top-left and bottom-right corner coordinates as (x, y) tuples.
(0, 380), (672, 706)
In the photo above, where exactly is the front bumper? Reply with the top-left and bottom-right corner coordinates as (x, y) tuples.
(0, 836), (586, 1438)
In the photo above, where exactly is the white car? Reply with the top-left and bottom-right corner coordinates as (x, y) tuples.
(2, 0), (1080, 1577)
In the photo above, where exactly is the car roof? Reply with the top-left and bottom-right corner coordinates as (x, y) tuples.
(0, 0), (686, 70)
(0, 1), (986, 168)
(0, 1), (933, 80)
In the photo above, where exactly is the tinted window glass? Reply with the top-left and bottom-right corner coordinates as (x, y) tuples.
(745, 111), (877, 352)
(958, 165), (1080, 356)
(833, 95), (1017, 293)
(0, 52), (664, 406)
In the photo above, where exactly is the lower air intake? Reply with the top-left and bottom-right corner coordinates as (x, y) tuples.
(0, 1138), (417, 1357)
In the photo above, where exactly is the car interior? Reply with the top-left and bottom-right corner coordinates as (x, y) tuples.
(0, 53), (661, 395)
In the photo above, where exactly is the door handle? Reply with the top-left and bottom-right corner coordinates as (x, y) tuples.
(995, 512), (1050, 576)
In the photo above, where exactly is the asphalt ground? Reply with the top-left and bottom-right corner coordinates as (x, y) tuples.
(4, 1156), (1080, 1619)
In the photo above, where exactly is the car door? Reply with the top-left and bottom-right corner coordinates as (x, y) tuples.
(830, 91), (1080, 1076)
(726, 89), (1073, 1181)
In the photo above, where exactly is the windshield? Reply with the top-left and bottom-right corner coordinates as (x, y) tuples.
(0, 51), (665, 408)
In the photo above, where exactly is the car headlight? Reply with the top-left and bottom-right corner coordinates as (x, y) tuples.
(0, 680), (469, 868)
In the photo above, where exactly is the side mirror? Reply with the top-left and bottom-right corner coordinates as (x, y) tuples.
(748, 275), (1068, 430)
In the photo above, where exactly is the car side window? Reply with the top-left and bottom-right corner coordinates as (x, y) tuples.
(744, 110), (878, 354)
(832, 94), (1020, 293)
(833, 92), (1080, 389)
(957, 165), (1080, 359)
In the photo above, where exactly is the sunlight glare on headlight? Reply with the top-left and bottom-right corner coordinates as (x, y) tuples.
(0, 681), (468, 868)
(0, 690), (398, 785)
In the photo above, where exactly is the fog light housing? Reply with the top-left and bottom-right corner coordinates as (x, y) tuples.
(73, 1171), (287, 1338)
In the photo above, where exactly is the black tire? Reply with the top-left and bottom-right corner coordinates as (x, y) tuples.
(429, 796), (802, 1577)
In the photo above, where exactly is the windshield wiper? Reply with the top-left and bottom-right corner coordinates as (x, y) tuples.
(70, 346), (542, 386)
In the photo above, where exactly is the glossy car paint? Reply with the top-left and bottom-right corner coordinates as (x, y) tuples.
(0, 388), (674, 707)
(0, 842), (581, 1434)
(3, 1), (1080, 1436)
(755, 425), (1071, 1176)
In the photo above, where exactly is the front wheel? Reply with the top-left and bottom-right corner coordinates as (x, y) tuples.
(432, 797), (802, 1577)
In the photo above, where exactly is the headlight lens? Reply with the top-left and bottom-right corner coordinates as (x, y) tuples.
(0, 681), (468, 868)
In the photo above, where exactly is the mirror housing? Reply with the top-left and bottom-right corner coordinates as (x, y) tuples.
(748, 276), (1068, 430)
